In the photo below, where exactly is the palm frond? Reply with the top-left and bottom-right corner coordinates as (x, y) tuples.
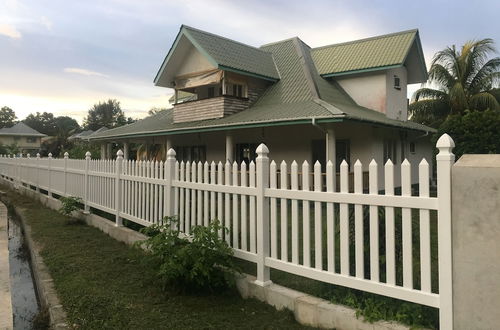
(412, 88), (449, 102)
(408, 99), (450, 127)
(469, 92), (500, 111)
(449, 82), (468, 113)
(468, 57), (500, 93)
(427, 64), (455, 89)
(464, 39), (498, 88)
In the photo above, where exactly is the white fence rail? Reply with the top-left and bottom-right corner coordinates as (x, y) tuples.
(0, 135), (455, 329)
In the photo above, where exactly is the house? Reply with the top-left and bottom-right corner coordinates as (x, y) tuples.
(0, 122), (46, 155)
(69, 127), (109, 142)
(89, 25), (434, 185)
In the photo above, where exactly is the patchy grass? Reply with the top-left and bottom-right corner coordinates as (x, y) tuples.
(2, 189), (309, 330)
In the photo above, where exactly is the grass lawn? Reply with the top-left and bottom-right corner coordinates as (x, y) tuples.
(2, 188), (310, 330)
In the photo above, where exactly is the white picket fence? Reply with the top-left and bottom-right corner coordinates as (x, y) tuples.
(0, 134), (456, 329)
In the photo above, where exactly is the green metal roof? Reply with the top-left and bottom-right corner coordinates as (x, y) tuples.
(311, 29), (418, 76)
(92, 28), (434, 141)
(155, 25), (280, 84)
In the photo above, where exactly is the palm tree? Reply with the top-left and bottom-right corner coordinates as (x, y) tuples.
(409, 38), (500, 127)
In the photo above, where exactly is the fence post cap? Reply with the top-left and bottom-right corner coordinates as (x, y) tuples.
(48, 153), (52, 158)
(116, 149), (123, 159)
(85, 151), (91, 158)
(436, 133), (455, 149)
(256, 143), (269, 157)
(64, 152), (69, 158)
(36, 153), (40, 158)
(167, 148), (176, 159)
(27, 153), (31, 158)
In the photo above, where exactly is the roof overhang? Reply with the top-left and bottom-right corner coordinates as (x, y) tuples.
(320, 31), (428, 84)
(154, 26), (278, 88)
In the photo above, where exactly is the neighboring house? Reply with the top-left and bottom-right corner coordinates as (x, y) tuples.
(90, 25), (434, 185)
(0, 122), (46, 155)
(69, 127), (109, 142)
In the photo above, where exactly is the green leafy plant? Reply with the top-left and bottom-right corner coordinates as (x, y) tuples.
(140, 217), (240, 293)
(58, 196), (83, 217)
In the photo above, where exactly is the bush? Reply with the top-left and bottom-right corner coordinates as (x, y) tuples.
(436, 109), (500, 159)
(140, 217), (239, 293)
(58, 196), (83, 217)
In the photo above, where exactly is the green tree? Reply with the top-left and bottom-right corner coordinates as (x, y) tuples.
(410, 39), (500, 127)
(0, 106), (17, 128)
(148, 107), (168, 116)
(23, 112), (57, 135)
(436, 109), (500, 159)
(83, 99), (134, 130)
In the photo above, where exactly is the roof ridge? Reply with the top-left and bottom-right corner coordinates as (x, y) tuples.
(311, 28), (418, 51)
(260, 36), (310, 49)
(182, 25), (273, 55)
(292, 38), (320, 100)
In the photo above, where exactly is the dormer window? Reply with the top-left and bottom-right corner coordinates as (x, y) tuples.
(394, 76), (401, 90)
(226, 82), (247, 98)
(208, 86), (215, 98)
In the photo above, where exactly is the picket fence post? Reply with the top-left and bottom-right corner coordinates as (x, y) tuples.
(83, 151), (91, 214)
(255, 143), (271, 286)
(36, 153), (40, 193)
(164, 148), (176, 219)
(115, 149), (123, 227)
(63, 151), (69, 196)
(436, 133), (455, 330)
(47, 153), (52, 197)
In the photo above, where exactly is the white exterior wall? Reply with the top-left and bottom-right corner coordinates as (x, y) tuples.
(336, 67), (409, 121)
(385, 67), (408, 120)
(336, 73), (387, 113)
(175, 43), (215, 77)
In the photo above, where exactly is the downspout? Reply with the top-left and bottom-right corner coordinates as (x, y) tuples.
(311, 117), (326, 133)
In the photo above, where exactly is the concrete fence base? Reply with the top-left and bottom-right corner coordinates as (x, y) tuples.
(3, 179), (413, 330)
(452, 155), (500, 329)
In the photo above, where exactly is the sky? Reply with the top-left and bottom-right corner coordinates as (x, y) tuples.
(1, 0), (500, 124)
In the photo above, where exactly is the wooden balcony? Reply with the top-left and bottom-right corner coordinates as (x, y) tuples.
(173, 95), (249, 123)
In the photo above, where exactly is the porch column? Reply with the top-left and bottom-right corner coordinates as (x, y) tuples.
(100, 143), (106, 160)
(326, 127), (336, 190)
(123, 141), (130, 160)
(225, 132), (233, 163)
(106, 143), (112, 159)
(165, 137), (173, 153)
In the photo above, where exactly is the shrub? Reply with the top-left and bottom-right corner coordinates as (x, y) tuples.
(140, 217), (239, 293)
(436, 109), (500, 159)
(58, 196), (83, 217)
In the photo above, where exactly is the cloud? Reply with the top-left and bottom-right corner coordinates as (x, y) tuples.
(64, 67), (109, 78)
(40, 16), (52, 30)
(0, 23), (22, 39)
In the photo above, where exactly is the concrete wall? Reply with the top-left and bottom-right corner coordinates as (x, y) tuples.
(451, 154), (500, 330)
(335, 67), (409, 121)
(0, 136), (41, 151)
(336, 73), (387, 113)
(157, 123), (433, 187)
(385, 67), (408, 120)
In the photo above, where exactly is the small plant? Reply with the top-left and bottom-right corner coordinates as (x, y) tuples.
(139, 217), (239, 293)
(58, 196), (83, 217)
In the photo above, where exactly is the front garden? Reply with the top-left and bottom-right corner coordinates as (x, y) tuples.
(2, 189), (308, 329)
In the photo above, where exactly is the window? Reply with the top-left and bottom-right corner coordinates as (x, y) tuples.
(226, 83), (246, 98)
(207, 86), (215, 98)
(394, 76), (401, 90)
(383, 139), (397, 164)
(409, 142), (416, 154)
(311, 139), (350, 172)
(26, 137), (37, 143)
(235, 143), (258, 164)
(174, 145), (206, 163)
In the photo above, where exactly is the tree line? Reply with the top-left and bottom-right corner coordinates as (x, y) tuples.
(0, 99), (139, 157)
